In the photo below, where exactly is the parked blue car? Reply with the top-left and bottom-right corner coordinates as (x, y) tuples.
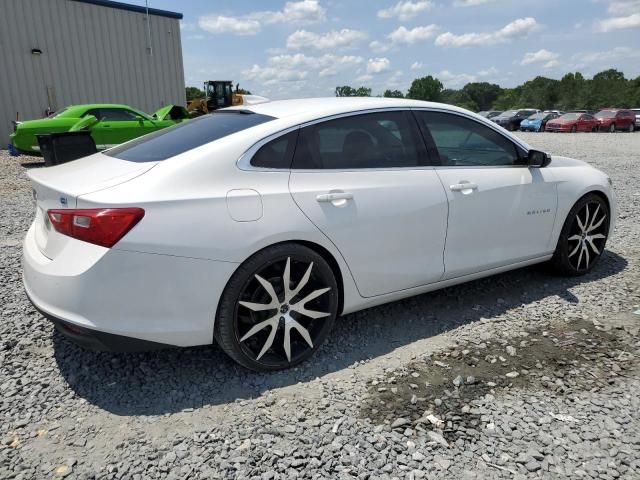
(520, 111), (562, 132)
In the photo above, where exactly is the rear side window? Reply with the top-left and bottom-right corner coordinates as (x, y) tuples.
(105, 111), (275, 162)
(415, 111), (522, 167)
(251, 131), (298, 169)
(292, 111), (426, 169)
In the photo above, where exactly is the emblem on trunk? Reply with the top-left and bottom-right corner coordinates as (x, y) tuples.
(59, 197), (68, 206)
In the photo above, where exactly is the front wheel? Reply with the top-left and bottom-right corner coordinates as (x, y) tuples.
(570, 125), (577, 133)
(538, 124), (545, 132)
(609, 123), (616, 133)
(628, 123), (635, 133)
(548, 194), (610, 276)
(214, 244), (339, 371)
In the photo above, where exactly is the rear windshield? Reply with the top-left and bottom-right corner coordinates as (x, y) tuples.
(595, 111), (616, 118)
(560, 113), (580, 120)
(105, 111), (275, 162)
(528, 113), (545, 120)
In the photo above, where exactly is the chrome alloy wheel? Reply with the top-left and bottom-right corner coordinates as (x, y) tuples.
(235, 257), (334, 366)
(566, 202), (608, 271)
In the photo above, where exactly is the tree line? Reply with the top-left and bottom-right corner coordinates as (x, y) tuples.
(335, 69), (640, 112)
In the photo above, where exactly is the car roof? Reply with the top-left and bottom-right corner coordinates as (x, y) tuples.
(227, 97), (474, 123)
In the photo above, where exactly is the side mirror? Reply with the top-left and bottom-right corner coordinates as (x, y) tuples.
(136, 115), (146, 122)
(527, 149), (551, 168)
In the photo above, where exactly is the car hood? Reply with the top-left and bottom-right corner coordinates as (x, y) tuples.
(548, 156), (589, 168)
(153, 104), (190, 120)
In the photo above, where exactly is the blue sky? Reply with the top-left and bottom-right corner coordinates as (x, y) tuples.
(130, 0), (639, 98)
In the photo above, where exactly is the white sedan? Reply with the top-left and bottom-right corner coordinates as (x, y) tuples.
(23, 98), (616, 371)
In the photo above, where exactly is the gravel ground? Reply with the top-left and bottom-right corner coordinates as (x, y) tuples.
(1, 132), (639, 479)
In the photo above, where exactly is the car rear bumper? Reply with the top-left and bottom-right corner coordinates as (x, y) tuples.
(22, 223), (238, 349)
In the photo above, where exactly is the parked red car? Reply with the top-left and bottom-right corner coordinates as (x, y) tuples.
(545, 112), (599, 133)
(594, 109), (636, 132)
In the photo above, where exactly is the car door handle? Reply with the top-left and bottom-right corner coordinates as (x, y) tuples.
(316, 192), (353, 203)
(450, 182), (478, 192)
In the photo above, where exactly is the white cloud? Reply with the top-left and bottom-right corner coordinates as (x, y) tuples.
(520, 49), (560, 65)
(287, 29), (368, 49)
(356, 74), (374, 83)
(411, 61), (424, 70)
(367, 57), (391, 74)
(478, 66), (498, 76)
(571, 46), (640, 70)
(267, 53), (363, 70)
(256, 0), (326, 25)
(606, 0), (640, 16)
(454, 0), (501, 5)
(198, 15), (261, 36)
(243, 64), (308, 85)
(543, 60), (560, 69)
(377, 1), (433, 21)
(597, 13), (640, 31)
(370, 24), (438, 52)
(439, 70), (477, 87)
(180, 21), (196, 31)
(435, 17), (538, 47)
(198, 1), (325, 36)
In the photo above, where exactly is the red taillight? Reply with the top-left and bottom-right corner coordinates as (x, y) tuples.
(47, 208), (145, 248)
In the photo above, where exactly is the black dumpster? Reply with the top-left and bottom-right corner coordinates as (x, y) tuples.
(37, 131), (98, 167)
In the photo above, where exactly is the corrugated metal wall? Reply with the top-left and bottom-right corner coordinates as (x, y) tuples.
(0, 0), (185, 147)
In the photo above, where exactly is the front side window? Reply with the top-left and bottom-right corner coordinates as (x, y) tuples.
(415, 111), (522, 167)
(105, 111), (275, 162)
(292, 111), (425, 169)
(98, 108), (139, 121)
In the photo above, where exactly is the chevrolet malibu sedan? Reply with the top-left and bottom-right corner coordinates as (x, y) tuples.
(23, 98), (616, 371)
(545, 112), (599, 133)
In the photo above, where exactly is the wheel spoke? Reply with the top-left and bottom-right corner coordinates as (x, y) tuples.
(576, 213), (585, 232)
(283, 325), (292, 362)
(587, 205), (600, 230)
(291, 287), (330, 308)
(256, 321), (278, 360)
(577, 245), (585, 269)
(288, 319), (314, 348)
(587, 237), (600, 255)
(284, 259), (313, 303)
(568, 234), (582, 242)
(294, 307), (331, 319)
(587, 214), (605, 233)
(255, 274), (279, 304)
(568, 241), (581, 258)
(590, 233), (606, 240)
(240, 314), (278, 342)
(239, 300), (278, 312)
(583, 244), (590, 268)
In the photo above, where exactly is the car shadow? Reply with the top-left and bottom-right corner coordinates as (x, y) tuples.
(20, 161), (45, 169)
(52, 251), (628, 416)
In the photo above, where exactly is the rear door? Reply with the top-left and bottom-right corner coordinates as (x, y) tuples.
(288, 110), (449, 298)
(414, 110), (558, 279)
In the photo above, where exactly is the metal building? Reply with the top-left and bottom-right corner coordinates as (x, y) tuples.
(0, 0), (185, 146)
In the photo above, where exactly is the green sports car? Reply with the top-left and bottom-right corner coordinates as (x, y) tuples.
(9, 103), (189, 155)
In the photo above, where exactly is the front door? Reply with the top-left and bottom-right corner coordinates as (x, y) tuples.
(88, 108), (155, 149)
(288, 110), (449, 298)
(414, 110), (558, 279)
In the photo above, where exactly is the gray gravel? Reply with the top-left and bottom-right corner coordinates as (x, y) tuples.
(1, 131), (639, 479)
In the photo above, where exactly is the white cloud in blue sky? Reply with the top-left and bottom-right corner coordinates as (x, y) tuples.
(147, 0), (639, 98)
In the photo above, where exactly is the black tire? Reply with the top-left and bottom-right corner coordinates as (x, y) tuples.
(214, 243), (339, 371)
(628, 123), (634, 133)
(570, 125), (577, 133)
(548, 193), (610, 276)
(609, 123), (616, 133)
(538, 123), (545, 132)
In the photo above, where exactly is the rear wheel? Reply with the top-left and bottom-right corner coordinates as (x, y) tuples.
(538, 123), (545, 132)
(549, 194), (609, 276)
(609, 123), (616, 133)
(628, 123), (635, 133)
(214, 244), (339, 371)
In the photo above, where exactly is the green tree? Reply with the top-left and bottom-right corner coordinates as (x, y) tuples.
(518, 76), (560, 110)
(383, 89), (405, 98)
(492, 88), (520, 110)
(185, 86), (205, 101)
(440, 89), (477, 111)
(557, 72), (586, 111)
(407, 76), (443, 102)
(335, 86), (371, 97)
(462, 82), (502, 111)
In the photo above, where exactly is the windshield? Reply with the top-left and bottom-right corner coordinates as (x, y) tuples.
(560, 113), (580, 120)
(527, 113), (545, 120)
(105, 111), (275, 162)
(595, 111), (616, 118)
(496, 110), (517, 118)
(50, 107), (70, 118)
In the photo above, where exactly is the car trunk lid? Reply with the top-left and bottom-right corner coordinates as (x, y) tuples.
(28, 152), (156, 259)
